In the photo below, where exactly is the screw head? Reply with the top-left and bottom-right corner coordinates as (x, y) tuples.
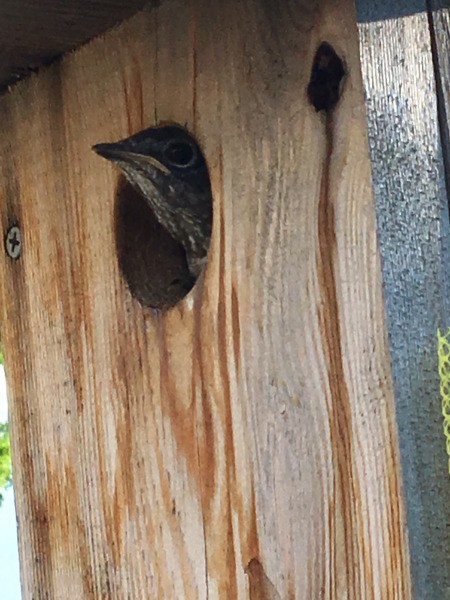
(5, 225), (21, 259)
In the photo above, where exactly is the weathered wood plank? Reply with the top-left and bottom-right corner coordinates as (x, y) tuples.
(0, 0), (434, 93)
(0, 0), (411, 597)
(0, 0), (150, 91)
(356, 1), (450, 597)
(429, 1), (450, 199)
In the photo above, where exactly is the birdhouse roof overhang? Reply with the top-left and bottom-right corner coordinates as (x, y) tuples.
(0, 0), (432, 92)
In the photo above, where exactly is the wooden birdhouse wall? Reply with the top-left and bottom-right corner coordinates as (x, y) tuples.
(0, 0), (448, 598)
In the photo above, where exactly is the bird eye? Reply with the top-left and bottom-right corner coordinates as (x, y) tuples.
(163, 140), (197, 168)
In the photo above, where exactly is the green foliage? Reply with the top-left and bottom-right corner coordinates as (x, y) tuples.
(0, 421), (12, 506)
(0, 345), (10, 505)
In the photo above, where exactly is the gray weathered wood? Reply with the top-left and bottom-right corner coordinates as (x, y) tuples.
(429, 1), (450, 199)
(356, 1), (450, 597)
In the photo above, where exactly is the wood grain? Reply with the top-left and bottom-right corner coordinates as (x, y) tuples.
(0, 0), (151, 91)
(429, 1), (450, 200)
(0, 0), (411, 597)
(357, 1), (450, 597)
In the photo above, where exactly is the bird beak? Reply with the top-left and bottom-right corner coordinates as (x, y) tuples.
(92, 142), (170, 174)
(92, 142), (125, 161)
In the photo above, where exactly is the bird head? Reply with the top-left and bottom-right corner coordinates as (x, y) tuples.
(92, 124), (213, 278)
(92, 124), (210, 195)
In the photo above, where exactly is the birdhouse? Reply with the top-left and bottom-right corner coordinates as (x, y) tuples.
(0, 0), (449, 598)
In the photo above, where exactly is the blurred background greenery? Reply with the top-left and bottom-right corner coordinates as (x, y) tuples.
(0, 350), (11, 506)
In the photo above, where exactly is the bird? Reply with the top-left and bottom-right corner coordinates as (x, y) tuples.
(93, 124), (212, 279)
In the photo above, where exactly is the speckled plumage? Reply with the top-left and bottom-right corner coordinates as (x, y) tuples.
(93, 125), (212, 278)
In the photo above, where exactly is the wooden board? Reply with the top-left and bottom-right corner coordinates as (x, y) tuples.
(356, 1), (450, 597)
(0, 0), (434, 93)
(429, 1), (450, 198)
(0, 0), (150, 91)
(0, 0), (411, 597)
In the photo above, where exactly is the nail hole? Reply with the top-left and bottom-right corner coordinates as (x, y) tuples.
(307, 42), (345, 113)
(94, 124), (213, 310)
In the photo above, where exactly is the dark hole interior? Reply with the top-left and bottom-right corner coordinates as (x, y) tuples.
(115, 177), (197, 310)
(307, 42), (346, 112)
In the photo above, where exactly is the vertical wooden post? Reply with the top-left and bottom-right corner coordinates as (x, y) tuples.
(358, 2), (450, 596)
(0, 0), (412, 597)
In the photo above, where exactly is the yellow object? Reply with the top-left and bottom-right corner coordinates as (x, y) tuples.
(437, 328), (450, 473)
